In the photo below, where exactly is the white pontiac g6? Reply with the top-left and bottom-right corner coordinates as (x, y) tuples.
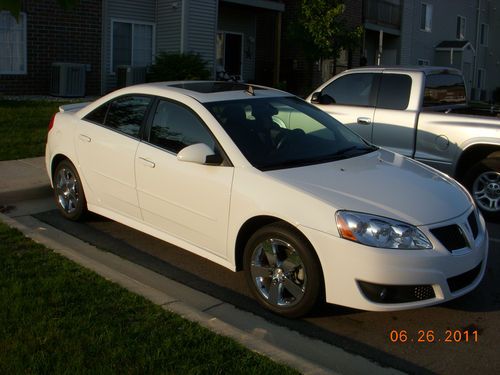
(45, 82), (488, 317)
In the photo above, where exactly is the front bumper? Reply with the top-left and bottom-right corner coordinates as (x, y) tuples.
(300, 208), (489, 311)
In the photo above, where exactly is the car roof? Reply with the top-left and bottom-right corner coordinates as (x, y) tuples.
(340, 66), (462, 76)
(121, 81), (292, 103)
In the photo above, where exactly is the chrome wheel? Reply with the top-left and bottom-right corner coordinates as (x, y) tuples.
(55, 167), (80, 214)
(250, 238), (306, 308)
(53, 160), (86, 221)
(472, 171), (500, 213)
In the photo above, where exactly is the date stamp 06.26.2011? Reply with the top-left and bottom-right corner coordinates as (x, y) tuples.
(389, 329), (479, 343)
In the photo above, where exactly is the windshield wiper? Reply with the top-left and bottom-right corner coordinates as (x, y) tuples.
(331, 144), (378, 157)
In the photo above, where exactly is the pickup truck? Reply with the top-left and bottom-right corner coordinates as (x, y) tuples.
(307, 66), (500, 219)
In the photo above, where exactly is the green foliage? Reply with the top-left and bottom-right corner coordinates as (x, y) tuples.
(149, 52), (210, 82)
(0, 100), (75, 161)
(296, 0), (362, 60)
(0, 222), (299, 374)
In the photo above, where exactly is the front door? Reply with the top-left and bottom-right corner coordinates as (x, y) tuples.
(135, 99), (234, 257)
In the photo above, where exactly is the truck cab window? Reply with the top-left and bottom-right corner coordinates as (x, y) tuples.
(377, 74), (412, 110)
(321, 73), (377, 107)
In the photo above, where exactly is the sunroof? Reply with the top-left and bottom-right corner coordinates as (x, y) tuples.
(169, 82), (264, 93)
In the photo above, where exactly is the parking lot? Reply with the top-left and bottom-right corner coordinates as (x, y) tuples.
(27, 205), (499, 375)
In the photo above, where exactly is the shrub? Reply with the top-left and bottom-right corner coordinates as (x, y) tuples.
(148, 52), (210, 81)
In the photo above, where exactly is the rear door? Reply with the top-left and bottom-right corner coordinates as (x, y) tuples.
(76, 95), (153, 219)
(311, 72), (378, 142)
(371, 73), (418, 157)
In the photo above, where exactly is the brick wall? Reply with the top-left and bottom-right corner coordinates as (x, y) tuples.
(0, 0), (101, 96)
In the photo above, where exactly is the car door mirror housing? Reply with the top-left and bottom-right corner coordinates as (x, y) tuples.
(311, 92), (322, 104)
(177, 143), (218, 165)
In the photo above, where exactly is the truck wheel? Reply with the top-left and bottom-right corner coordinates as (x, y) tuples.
(53, 160), (87, 221)
(243, 223), (323, 318)
(464, 158), (500, 220)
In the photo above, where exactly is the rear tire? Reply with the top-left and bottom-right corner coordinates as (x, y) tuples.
(53, 160), (87, 221)
(243, 223), (323, 318)
(464, 158), (500, 221)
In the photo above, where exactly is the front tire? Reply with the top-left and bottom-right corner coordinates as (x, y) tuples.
(53, 160), (87, 221)
(464, 158), (500, 220)
(243, 223), (323, 318)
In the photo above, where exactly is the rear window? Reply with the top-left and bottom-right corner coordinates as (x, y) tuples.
(423, 74), (466, 107)
(377, 74), (411, 110)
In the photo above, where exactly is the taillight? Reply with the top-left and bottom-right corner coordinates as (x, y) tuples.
(48, 113), (57, 132)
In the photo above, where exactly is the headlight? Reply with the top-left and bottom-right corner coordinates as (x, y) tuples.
(336, 211), (432, 250)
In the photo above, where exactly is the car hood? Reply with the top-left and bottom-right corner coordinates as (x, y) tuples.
(266, 149), (471, 226)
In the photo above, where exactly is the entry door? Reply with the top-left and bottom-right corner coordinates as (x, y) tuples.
(135, 99), (234, 257)
(217, 32), (243, 79)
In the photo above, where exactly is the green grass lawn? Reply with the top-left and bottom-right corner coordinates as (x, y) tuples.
(0, 221), (298, 374)
(0, 100), (75, 161)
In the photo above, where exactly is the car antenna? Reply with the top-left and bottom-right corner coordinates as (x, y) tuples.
(245, 85), (255, 96)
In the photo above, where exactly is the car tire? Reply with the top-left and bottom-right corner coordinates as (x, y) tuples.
(53, 159), (87, 221)
(464, 157), (500, 221)
(243, 223), (323, 318)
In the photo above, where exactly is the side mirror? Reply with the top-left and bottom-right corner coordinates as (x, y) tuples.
(177, 143), (221, 165)
(311, 92), (322, 104)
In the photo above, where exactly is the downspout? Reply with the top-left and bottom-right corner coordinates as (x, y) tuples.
(180, 0), (187, 53)
(473, 0), (481, 99)
(100, 0), (107, 94)
(273, 10), (282, 87)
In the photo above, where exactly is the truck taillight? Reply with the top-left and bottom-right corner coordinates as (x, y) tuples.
(48, 113), (56, 132)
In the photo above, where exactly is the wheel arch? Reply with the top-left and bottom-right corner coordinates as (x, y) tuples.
(50, 154), (71, 182)
(234, 215), (319, 272)
(455, 144), (500, 181)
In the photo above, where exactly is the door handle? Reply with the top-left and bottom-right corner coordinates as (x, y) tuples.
(78, 134), (91, 142)
(138, 157), (155, 168)
(357, 117), (372, 125)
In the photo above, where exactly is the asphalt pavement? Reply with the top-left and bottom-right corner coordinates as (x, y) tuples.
(0, 156), (404, 375)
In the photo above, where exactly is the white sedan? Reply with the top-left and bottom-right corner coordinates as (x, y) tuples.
(45, 82), (488, 317)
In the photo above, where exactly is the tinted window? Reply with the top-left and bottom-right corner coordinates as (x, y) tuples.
(321, 73), (376, 107)
(377, 74), (411, 110)
(424, 74), (466, 107)
(105, 96), (151, 137)
(205, 97), (376, 171)
(149, 100), (215, 154)
(84, 103), (109, 124)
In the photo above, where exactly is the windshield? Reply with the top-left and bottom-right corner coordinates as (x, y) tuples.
(205, 96), (377, 170)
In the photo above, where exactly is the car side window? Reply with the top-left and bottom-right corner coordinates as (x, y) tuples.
(321, 73), (377, 107)
(105, 96), (151, 137)
(149, 100), (215, 154)
(83, 95), (152, 138)
(376, 74), (412, 110)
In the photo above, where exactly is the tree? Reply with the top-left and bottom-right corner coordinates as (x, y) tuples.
(0, 0), (79, 18)
(297, 0), (362, 61)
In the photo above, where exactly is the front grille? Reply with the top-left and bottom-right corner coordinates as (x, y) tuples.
(467, 212), (479, 239)
(357, 281), (435, 303)
(447, 262), (482, 293)
(430, 225), (467, 251)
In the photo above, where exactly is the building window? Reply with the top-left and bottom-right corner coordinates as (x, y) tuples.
(111, 20), (154, 73)
(456, 16), (466, 40)
(480, 23), (488, 46)
(420, 3), (432, 32)
(417, 59), (430, 66)
(0, 11), (27, 74)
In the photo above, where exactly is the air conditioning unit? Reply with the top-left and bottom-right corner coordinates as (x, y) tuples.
(116, 65), (147, 88)
(50, 63), (86, 97)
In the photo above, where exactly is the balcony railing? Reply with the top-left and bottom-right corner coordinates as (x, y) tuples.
(364, 0), (401, 29)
